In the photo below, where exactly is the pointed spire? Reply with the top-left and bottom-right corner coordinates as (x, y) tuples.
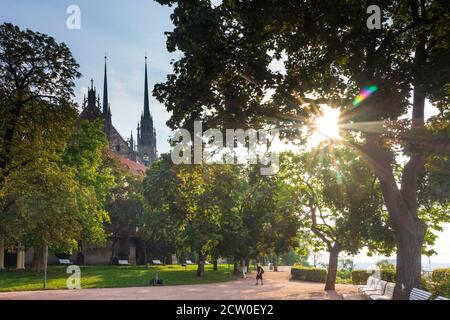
(90, 79), (94, 90)
(129, 131), (134, 151)
(103, 56), (109, 115)
(143, 56), (151, 119)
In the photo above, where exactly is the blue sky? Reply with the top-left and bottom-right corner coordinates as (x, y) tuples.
(1, 1), (449, 263)
(0, 0), (176, 154)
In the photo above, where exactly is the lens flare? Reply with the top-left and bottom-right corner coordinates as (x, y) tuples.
(353, 85), (378, 107)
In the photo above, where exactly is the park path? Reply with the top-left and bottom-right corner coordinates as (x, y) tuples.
(0, 266), (359, 300)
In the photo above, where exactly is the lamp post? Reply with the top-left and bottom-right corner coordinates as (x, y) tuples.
(43, 245), (48, 289)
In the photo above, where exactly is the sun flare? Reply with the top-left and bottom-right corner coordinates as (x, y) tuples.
(309, 106), (341, 147)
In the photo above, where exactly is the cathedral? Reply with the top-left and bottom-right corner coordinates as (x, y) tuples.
(80, 56), (157, 167)
(76, 57), (159, 265)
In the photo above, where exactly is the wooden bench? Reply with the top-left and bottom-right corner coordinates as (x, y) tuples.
(409, 288), (432, 300)
(369, 282), (395, 300)
(152, 260), (163, 265)
(58, 259), (72, 265)
(118, 259), (130, 265)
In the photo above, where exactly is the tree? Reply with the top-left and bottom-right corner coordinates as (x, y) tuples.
(279, 150), (395, 290)
(141, 155), (300, 275)
(154, 0), (450, 298)
(106, 160), (145, 264)
(0, 22), (81, 262)
(0, 22), (80, 184)
(63, 120), (115, 259)
(142, 156), (224, 276)
(140, 154), (183, 263)
(244, 169), (300, 264)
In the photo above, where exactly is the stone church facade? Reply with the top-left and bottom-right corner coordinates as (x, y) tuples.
(80, 56), (158, 166)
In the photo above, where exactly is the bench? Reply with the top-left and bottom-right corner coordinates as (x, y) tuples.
(118, 259), (130, 265)
(360, 277), (380, 294)
(152, 260), (163, 265)
(357, 276), (374, 290)
(436, 296), (449, 300)
(369, 282), (395, 300)
(58, 259), (72, 265)
(363, 280), (387, 298)
(409, 288), (432, 300)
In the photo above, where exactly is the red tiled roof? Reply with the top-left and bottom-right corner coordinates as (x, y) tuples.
(106, 151), (148, 176)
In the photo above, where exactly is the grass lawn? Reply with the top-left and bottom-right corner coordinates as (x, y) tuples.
(0, 264), (244, 292)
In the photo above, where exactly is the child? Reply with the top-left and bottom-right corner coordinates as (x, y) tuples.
(256, 264), (264, 285)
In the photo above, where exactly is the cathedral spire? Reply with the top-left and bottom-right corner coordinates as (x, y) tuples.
(143, 56), (151, 120)
(103, 56), (109, 115)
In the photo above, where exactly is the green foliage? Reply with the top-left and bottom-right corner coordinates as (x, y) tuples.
(141, 155), (300, 268)
(430, 269), (450, 298)
(279, 249), (309, 266)
(291, 266), (327, 283)
(352, 270), (372, 285)
(380, 269), (397, 283)
(376, 259), (396, 270)
(63, 120), (115, 246)
(106, 155), (144, 260)
(337, 269), (352, 280)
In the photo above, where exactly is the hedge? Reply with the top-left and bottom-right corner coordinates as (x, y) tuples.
(351, 269), (397, 285)
(291, 267), (327, 283)
(352, 270), (372, 285)
(380, 269), (396, 282)
(431, 268), (450, 298)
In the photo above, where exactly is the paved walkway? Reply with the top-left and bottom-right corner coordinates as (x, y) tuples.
(0, 267), (359, 300)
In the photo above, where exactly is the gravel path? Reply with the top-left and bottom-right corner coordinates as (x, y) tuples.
(0, 266), (359, 300)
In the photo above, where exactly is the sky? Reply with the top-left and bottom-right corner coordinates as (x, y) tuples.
(1, 0), (449, 263)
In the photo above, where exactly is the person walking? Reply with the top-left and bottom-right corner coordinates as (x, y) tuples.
(255, 264), (264, 285)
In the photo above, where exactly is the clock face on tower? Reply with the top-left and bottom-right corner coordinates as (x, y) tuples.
(143, 154), (149, 161)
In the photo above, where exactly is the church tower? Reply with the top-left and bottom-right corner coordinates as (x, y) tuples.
(137, 56), (157, 165)
(103, 56), (112, 140)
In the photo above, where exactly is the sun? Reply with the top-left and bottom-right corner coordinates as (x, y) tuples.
(308, 105), (341, 147)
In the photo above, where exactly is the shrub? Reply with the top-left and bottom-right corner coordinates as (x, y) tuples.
(431, 269), (450, 298)
(352, 270), (372, 285)
(380, 269), (396, 282)
(337, 269), (352, 280)
(431, 268), (450, 283)
(291, 266), (327, 283)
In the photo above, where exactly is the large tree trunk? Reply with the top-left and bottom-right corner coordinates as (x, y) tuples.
(367, 151), (426, 300)
(324, 243), (340, 291)
(213, 258), (218, 271)
(395, 224), (426, 299)
(196, 252), (205, 277)
(30, 248), (44, 272)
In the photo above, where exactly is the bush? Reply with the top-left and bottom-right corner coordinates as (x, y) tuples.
(291, 266), (327, 283)
(352, 270), (372, 285)
(380, 269), (396, 282)
(431, 269), (450, 298)
(337, 269), (352, 280)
